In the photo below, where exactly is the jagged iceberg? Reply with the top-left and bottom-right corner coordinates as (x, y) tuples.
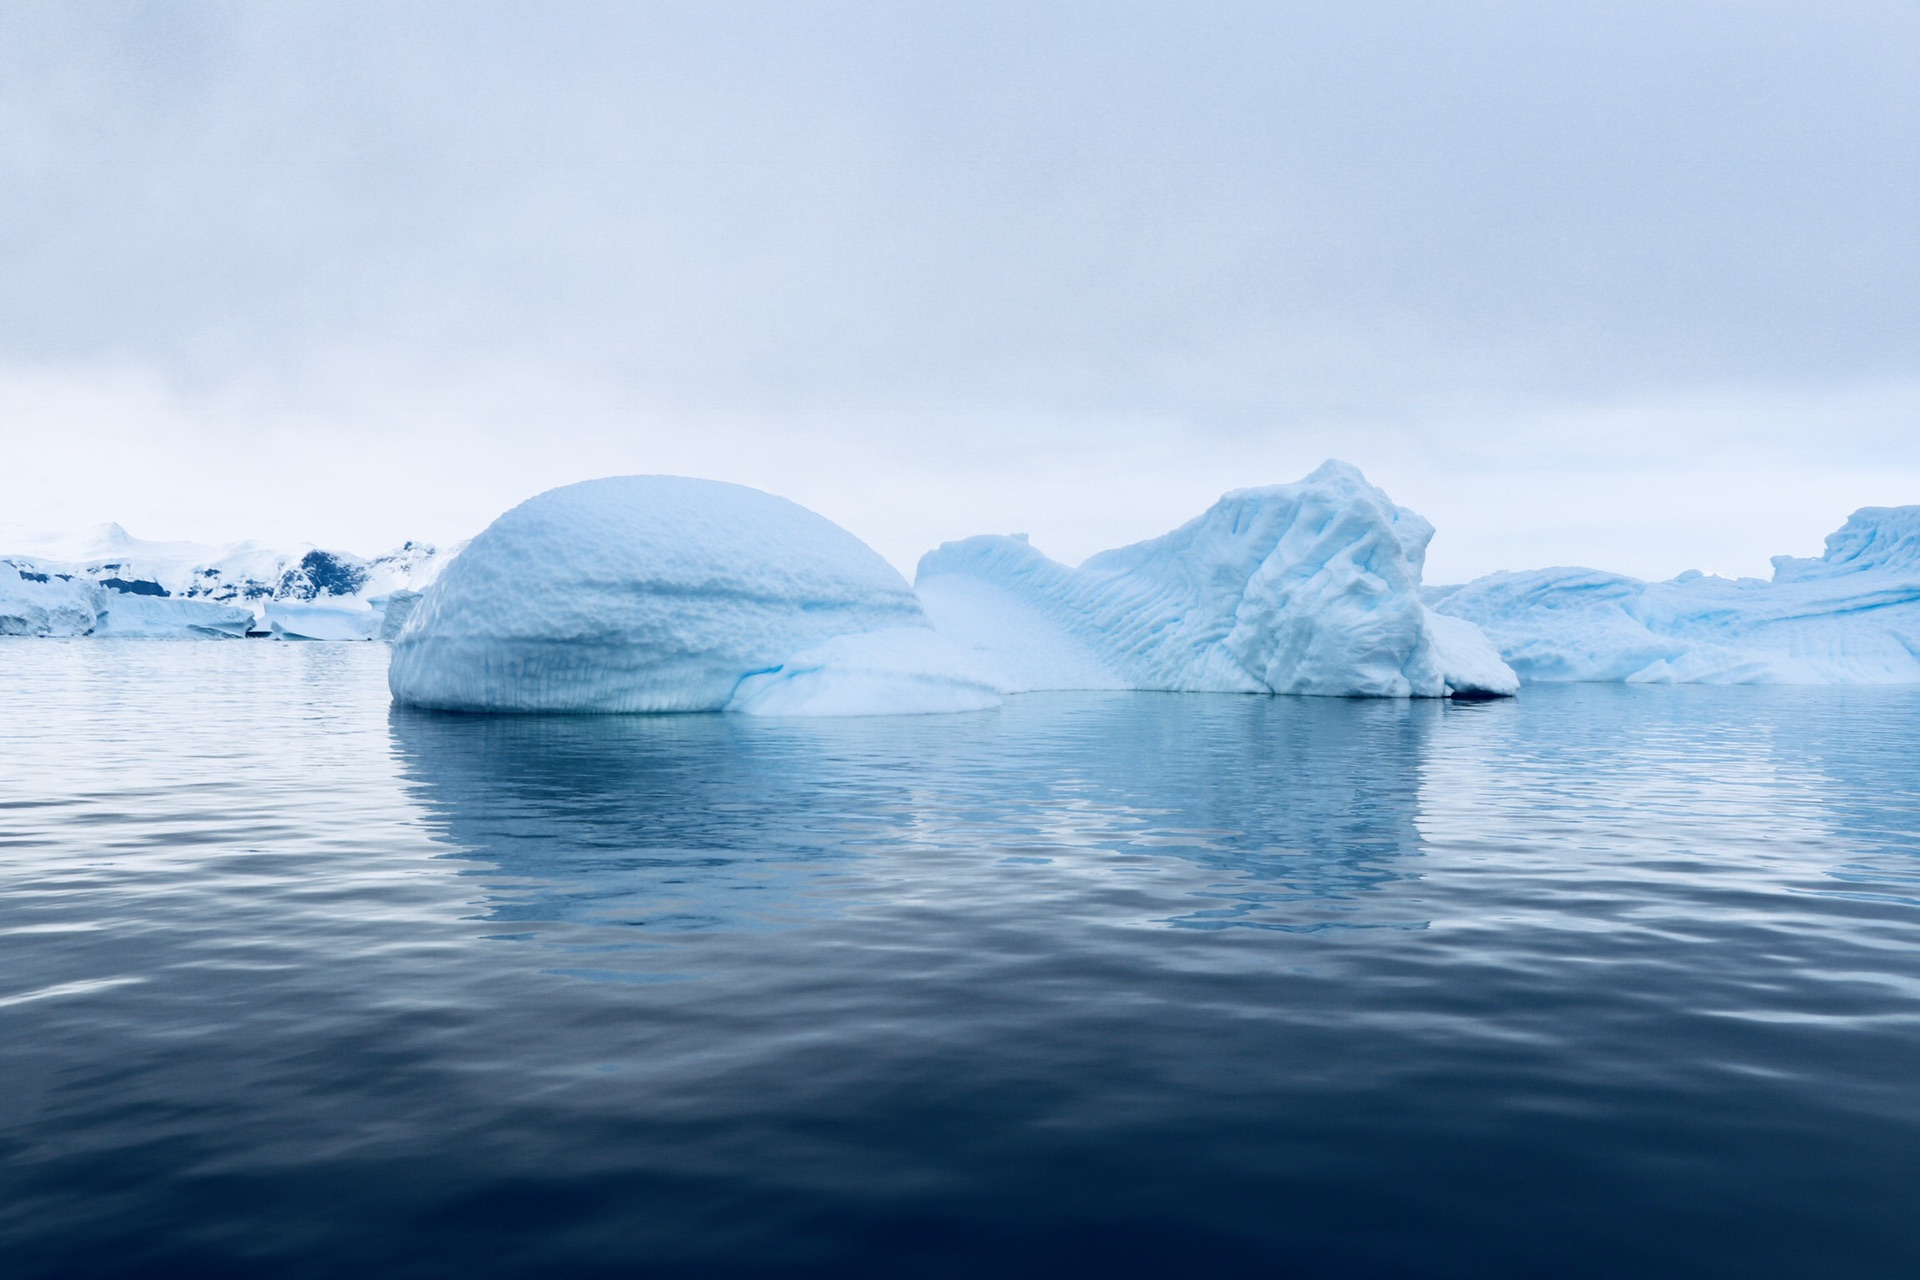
(916, 461), (1518, 699)
(0, 522), (450, 639)
(1431, 506), (1920, 684)
(387, 476), (1001, 716)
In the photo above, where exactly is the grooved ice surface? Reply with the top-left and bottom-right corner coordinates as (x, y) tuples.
(916, 460), (1517, 699)
(1432, 506), (1920, 684)
(387, 476), (1000, 715)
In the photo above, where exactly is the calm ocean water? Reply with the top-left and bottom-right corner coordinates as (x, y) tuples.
(2, 641), (1918, 1277)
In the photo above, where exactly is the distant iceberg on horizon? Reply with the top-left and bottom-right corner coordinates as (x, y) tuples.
(1431, 505), (1920, 686)
(0, 521), (452, 640)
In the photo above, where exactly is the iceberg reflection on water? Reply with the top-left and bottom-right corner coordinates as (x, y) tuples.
(6, 640), (1920, 1278)
(389, 692), (1448, 950)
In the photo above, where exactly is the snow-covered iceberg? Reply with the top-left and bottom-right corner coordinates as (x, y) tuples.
(387, 476), (1001, 716)
(0, 522), (452, 640)
(1431, 506), (1920, 684)
(915, 460), (1518, 699)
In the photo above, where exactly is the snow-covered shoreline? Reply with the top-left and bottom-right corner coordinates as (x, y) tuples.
(0, 522), (454, 641)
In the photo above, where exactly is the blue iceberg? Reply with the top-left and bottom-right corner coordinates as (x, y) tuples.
(387, 476), (1001, 715)
(1431, 506), (1920, 684)
(916, 461), (1517, 699)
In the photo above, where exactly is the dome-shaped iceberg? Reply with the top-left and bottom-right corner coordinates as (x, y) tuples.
(388, 476), (999, 715)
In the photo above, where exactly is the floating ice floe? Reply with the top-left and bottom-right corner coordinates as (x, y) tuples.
(1429, 506), (1920, 684)
(386, 476), (1002, 716)
(916, 460), (1518, 699)
(0, 521), (452, 639)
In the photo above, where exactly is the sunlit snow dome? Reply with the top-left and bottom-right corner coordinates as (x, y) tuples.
(387, 476), (999, 715)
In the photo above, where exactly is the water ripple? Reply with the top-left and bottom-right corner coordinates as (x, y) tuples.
(2, 642), (1919, 1276)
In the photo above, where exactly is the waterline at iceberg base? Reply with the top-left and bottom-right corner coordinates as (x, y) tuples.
(386, 463), (1518, 716)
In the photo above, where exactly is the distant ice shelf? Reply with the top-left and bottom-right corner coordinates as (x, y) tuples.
(1430, 505), (1920, 685)
(0, 521), (453, 640)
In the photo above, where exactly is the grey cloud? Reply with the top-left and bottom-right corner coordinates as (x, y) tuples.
(3, 0), (1915, 415)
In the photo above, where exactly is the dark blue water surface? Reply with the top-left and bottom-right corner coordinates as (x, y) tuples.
(3, 642), (1919, 1278)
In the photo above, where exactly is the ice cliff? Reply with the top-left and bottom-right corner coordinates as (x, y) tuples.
(0, 522), (450, 639)
(386, 476), (1001, 716)
(1431, 506), (1920, 685)
(916, 461), (1519, 699)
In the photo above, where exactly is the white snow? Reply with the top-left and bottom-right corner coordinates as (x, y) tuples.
(1432, 506), (1920, 685)
(915, 460), (1518, 699)
(0, 559), (253, 638)
(0, 522), (453, 640)
(915, 561), (1128, 694)
(1422, 608), (1524, 698)
(387, 475), (1002, 715)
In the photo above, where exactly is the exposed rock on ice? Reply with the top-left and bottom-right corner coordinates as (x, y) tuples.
(915, 461), (1518, 699)
(0, 522), (452, 639)
(388, 476), (1001, 715)
(1431, 506), (1920, 685)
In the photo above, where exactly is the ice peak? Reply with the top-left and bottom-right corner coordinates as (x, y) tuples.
(1770, 505), (1920, 583)
(919, 461), (1512, 698)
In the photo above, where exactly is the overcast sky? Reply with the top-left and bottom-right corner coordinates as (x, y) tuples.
(2, 0), (1916, 581)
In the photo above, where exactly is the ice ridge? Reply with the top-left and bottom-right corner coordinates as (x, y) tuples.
(915, 460), (1518, 699)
